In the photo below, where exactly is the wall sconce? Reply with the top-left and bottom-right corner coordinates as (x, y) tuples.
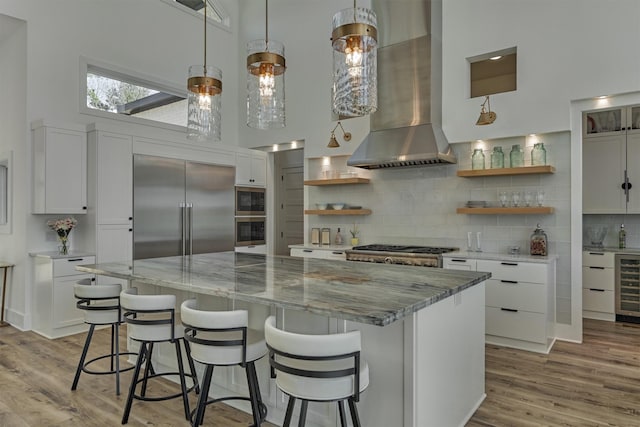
(476, 95), (497, 126)
(327, 122), (352, 148)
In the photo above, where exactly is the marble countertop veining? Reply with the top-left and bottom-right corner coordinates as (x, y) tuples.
(76, 252), (490, 327)
(29, 251), (96, 260)
(444, 251), (558, 264)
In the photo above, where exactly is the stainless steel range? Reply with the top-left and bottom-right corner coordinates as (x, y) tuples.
(346, 244), (458, 268)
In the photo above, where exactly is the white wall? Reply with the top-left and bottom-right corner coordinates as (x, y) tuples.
(442, 0), (640, 142)
(0, 15), (27, 327)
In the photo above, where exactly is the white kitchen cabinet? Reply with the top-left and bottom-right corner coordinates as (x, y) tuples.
(442, 257), (477, 271)
(89, 130), (133, 224)
(290, 246), (347, 261)
(31, 254), (95, 339)
(236, 151), (266, 187)
(32, 121), (87, 214)
(234, 244), (267, 254)
(583, 105), (640, 213)
(443, 254), (556, 353)
(96, 224), (132, 286)
(86, 128), (133, 284)
(582, 250), (615, 321)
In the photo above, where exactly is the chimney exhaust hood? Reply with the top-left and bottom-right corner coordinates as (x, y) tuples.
(347, 0), (456, 169)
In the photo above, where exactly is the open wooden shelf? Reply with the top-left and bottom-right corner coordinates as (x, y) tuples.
(456, 206), (554, 215)
(304, 178), (370, 186)
(304, 209), (372, 215)
(457, 165), (555, 177)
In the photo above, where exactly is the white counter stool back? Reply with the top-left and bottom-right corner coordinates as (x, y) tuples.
(264, 316), (369, 427)
(181, 298), (268, 426)
(71, 278), (136, 396)
(120, 288), (199, 425)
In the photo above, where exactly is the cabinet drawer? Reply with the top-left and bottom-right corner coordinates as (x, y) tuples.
(52, 256), (96, 277)
(486, 279), (546, 313)
(477, 260), (547, 284)
(325, 250), (347, 261)
(290, 248), (324, 259)
(582, 288), (614, 314)
(582, 266), (615, 291)
(442, 258), (477, 271)
(582, 251), (615, 268)
(486, 306), (547, 344)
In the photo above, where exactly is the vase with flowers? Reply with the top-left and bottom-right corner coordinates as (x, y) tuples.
(349, 223), (360, 246)
(47, 217), (77, 255)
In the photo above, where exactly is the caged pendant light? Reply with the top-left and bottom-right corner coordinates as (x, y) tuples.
(247, 0), (286, 129)
(187, 0), (223, 141)
(331, 0), (378, 117)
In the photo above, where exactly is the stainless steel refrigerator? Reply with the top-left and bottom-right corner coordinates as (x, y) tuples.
(133, 154), (235, 260)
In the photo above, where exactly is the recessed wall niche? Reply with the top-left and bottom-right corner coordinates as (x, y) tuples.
(468, 47), (517, 98)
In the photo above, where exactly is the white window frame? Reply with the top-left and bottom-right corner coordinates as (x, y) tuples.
(0, 151), (12, 234)
(79, 56), (188, 133)
(160, 0), (232, 32)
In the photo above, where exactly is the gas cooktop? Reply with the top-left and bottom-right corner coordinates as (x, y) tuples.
(350, 244), (459, 255)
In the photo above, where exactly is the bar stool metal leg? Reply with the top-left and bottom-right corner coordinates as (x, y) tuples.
(174, 340), (191, 420)
(338, 400), (347, 427)
(122, 342), (148, 424)
(71, 324), (96, 391)
(298, 401), (308, 427)
(193, 365), (214, 427)
(348, 397), (362, 427)
(283, 396), (296, 427)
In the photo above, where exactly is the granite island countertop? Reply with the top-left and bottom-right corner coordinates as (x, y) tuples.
(77, 252), (490, 327)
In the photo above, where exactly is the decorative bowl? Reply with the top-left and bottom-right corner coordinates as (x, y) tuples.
(332, 203), (345, 210)
(315, 203), (328, 210)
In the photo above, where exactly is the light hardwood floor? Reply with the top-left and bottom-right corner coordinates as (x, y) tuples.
(1, 319), (640, 426)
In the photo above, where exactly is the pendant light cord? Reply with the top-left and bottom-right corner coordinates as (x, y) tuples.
(265, 0), (269, 46)
(203, 0), (207, 68)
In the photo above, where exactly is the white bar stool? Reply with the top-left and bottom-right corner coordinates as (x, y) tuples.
(120, 288), (199, 424)
(264, 316), (370, 427)
(181, 298), (268, 427)
(71, 278), (136, 395)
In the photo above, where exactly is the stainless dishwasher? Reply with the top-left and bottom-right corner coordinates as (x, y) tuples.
(615, 253), (640, 322)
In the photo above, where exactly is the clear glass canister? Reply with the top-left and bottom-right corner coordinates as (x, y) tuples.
(490, 146), (504, 168)
(471, 148), (485, 170)
(531, 142), (547, 166)
(510, 144), (524, 168)
(530, 224), (548, 256)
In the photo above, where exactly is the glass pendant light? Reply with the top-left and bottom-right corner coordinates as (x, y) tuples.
(331, 0), (378, 117)
(247, 0), (286, 129)
(187, 0), (222, 141)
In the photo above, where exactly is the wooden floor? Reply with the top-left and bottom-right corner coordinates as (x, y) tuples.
(1, 319), (640, 426)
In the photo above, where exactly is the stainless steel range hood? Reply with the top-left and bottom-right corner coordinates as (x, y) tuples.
(347, 0), (456, 169)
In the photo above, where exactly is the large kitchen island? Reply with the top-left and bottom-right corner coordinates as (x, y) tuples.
(77, 252), (490, 427)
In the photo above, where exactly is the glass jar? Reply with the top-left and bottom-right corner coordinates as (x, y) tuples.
(471, 148), (485, 170)
(531, 142), (547, 166)
(509, 144), (524, 168)
(490, 146), (504, 169)
(530, 224), (548, 256)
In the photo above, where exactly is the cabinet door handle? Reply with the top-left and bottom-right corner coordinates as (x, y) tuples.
(82, 206), (87, 210)
(450, 259), (467, 262)
(129, 217), (133, 221)
(501, 262), (518, 266)
(500, 308), (518, 313)
(303, 250), (313, 253)
(589, 288), (605, 292)
(332, 251), (344, 255)
(500, 280), (518, 284)
(67, 258), (84, 262)
(588, 252), (605, 255)
(128, 228), (133, 232)
(589, 266), (605, 270)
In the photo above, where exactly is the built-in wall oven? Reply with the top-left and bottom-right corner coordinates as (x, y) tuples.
(235, 217), (265, 246)
(235, 187), (265, 216)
